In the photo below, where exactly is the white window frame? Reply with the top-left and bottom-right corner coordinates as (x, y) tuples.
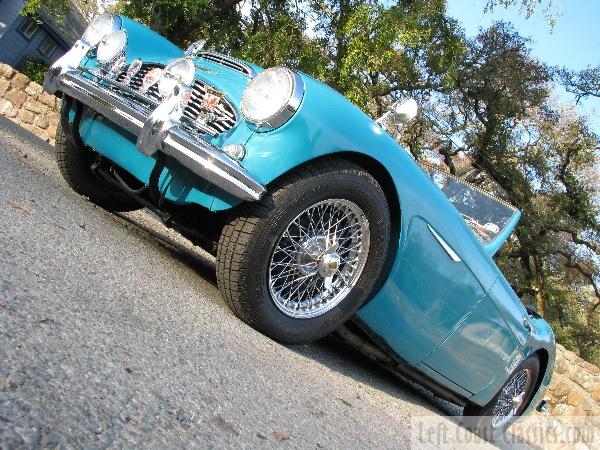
(38, 35), (58, 58)
(18, 17), (39, 40)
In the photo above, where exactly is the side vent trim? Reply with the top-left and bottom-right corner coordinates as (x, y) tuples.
(428, 225), (461, 262)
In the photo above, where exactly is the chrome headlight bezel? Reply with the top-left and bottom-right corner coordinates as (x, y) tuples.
(240, 67), (304, 130)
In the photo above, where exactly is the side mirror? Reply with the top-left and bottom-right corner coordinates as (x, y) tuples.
(377, 98), (418, 129)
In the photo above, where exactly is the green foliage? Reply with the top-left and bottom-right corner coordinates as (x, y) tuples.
(332, 1), (465, 112)
(23, 0), (69, 19)
(485, 0), (559, 26)
(115, 0), (244, 49)
(21, 59), (49, 85)
(23, 0), (103, 21)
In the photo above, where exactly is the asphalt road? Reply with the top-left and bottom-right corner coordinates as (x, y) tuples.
(0, 116), (502, 449)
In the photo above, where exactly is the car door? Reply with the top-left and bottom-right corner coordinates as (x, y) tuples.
(356, 165), (522, 378)
(357, 215), (490, 366)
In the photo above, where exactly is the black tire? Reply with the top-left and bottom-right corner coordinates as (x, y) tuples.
(55, 121), (141, 212)
(216, 158), (390, 344)
(463, 354), (540, 442)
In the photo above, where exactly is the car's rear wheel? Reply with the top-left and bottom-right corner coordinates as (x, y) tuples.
(463, 354), (540, 442)
(55, 121), (141, 212)
(216, 158), (390, 343)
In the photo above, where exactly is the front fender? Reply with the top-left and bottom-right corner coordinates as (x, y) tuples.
(243, 73), (406, 187)
(243, 73), (500, 291)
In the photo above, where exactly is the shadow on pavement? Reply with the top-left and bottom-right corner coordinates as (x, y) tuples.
(114, 208), (464, 422)
(0, 115), (55, 158)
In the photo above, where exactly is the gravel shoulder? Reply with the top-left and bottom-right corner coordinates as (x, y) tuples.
(0, 116), (502, 449)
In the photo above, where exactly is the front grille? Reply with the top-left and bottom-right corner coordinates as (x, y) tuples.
(112, 63), (238, 136)
(195, 51), (256, 78)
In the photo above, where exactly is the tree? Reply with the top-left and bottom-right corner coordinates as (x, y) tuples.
(23, 0), (107, 21)
(114, 0), (246, 48)
(404, 22), (599, 362)
(303, 0), (464, 115)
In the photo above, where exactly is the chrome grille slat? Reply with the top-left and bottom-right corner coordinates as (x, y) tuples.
(112, 63), (237, 136)
(195, 51), (256, 78)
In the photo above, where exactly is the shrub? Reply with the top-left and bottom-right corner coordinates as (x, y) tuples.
(21, 59), (49, 85)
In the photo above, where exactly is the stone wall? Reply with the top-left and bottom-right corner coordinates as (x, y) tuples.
(545, 344), (600, 417)
(0, 63), (60, 145)
(0, 62), (600, 419)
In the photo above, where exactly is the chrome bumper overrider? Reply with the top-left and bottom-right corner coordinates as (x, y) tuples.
(52, 70), (266, 202)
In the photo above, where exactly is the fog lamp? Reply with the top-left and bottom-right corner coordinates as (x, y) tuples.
(97, 30), (127, 66)
(82, 14), (122, 47)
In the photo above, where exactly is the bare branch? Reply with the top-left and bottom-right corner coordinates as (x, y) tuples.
(548, 227), (600, 255)
(554, 250), (600, 303)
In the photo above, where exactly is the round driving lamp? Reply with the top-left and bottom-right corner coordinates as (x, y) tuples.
(96, 30), (127, 66)
(240, 67), (304, 130)
(158, 58), (196, 97)
(82, 14), (122, 47)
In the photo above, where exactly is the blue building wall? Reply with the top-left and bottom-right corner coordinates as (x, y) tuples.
(0, 0), (68, 70)
(0, 0), (23, 40)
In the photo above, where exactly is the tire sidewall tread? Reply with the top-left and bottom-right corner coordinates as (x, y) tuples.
(55, 121), (141, 212)
(463, 354), (541, 442)
(217, 158), (391, 343)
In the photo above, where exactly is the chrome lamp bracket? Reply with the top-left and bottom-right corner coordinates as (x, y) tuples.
(44, 39), (91, 94)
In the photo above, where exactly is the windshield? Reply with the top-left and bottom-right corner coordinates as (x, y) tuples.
(420, 163), (519, 245)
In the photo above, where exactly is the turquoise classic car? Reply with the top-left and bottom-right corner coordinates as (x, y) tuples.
(43, 14), (555, 439)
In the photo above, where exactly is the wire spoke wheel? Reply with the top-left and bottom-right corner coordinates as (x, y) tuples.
(217, 158), (389, 343)
(268, 199), (370, 319)
(491, 368), (531, 429)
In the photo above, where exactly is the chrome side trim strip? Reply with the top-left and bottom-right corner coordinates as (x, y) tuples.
(56, 71), (266, 201)
(427, 224), (462, 262)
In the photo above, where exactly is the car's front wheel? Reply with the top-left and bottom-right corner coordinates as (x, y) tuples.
(216, 158), (390, 343)
(55, 121), (141, 212)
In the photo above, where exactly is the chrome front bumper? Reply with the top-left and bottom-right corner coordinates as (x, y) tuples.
(50, 70), (266, 202)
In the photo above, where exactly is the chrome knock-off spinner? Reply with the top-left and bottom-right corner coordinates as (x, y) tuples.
(268, 199), (370, 319)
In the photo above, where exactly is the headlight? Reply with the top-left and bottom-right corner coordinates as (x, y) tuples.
(96, 30), (127, 66)
(240, 67), (304, 129)
(158, 58), (195, 97)
(82, 14), (122, 47)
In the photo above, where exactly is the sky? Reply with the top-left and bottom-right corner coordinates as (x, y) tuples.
(447, 0), (600, 131)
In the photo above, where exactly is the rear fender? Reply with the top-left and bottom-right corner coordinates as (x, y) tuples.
(468, 317), (555, 407)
